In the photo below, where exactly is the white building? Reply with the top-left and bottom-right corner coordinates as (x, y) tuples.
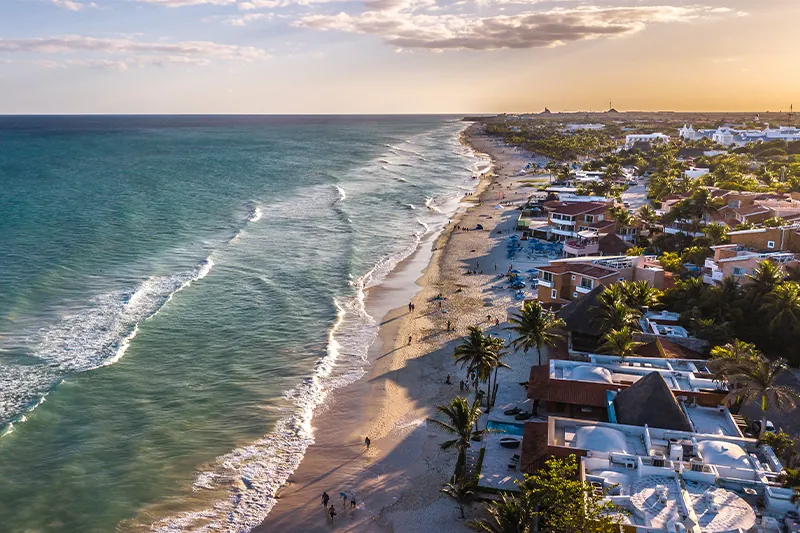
(680, 124), (800, 147)
(566, 123), (606, 131)
(684, 167), (710, 180)
(625, 133), (671, 149)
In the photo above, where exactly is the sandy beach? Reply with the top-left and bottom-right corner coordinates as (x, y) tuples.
(255, 123), (546, 533)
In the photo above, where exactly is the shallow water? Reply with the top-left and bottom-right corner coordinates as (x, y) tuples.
(0, 115), (487, 532)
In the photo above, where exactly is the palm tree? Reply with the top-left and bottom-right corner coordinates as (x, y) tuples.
(622, 280), (661, 310)
(454, 326), (504, 401)
(746, 260), (785, 303)
(441, 478), (476, 519)
(594, 299), (641, 335)
(637, 204), (659, 227)
(718, 356), (800, 438)
(428, 397), (482, 476)
(710, 339), (760, 363)
(599, 326), (644, 362)
(703, 222), (730, 245)
(597, 283), (627, 307)
(468, 493), (530, 533)
(762, 282), (800, 334)
(505, 301), (564, 366)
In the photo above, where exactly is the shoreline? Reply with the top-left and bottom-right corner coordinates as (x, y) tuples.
(255, 122), (541, 532)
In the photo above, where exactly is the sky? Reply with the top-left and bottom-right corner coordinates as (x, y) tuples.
(0, 0), (797, 113)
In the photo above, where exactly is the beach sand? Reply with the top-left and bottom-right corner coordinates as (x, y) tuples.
(254, 123), (546, 533)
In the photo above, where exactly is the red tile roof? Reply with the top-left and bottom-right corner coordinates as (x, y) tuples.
(551, 202), (609, 216)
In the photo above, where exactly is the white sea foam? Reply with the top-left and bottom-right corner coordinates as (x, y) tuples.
(247, 206), (263, 223)
(148, 120), (484, 533)
(424, 197), (442, 213)
(405, 203), (416, 210)
(334, 185), (346, 203)
(0, 257), (214, 432)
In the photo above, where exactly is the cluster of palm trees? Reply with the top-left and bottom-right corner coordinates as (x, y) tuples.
(662, 260), (800, 363)
(708, 340), (800, 439)
(429, 301), (566, 517)
(593, 280), (660, 362)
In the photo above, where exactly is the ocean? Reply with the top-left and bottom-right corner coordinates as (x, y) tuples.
(0, 115), (487, 532)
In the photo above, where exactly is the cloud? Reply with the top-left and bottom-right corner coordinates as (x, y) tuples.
(134, 0), (237, 6)
(223, 12), (275, 24)
(50, 0), (94, 10)
(295, 4), (736, 51)
(0, 35), (270, 63)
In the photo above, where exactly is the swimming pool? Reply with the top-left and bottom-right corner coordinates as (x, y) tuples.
(487, 420), (525, 436)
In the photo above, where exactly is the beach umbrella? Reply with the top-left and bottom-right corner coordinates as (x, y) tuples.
(510, 269), (521, 274)
(526, 268), (538, 273)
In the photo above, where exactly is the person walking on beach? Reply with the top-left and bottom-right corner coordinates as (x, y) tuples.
(350, 491), (357, 509)
(446, 374), (451, 384)
(447, 320), (451, 331)
(322, 491), (330, 510)
(408, 336), (412, 345)
(340, 491), (348, 506)
(408, 302), (413, 313)
(365, 436), (371, 450)
(459, 380), (464, 392)
(329, 505), (337, 522)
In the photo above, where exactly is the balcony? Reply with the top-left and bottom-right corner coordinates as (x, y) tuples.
(538, 279), (553, 288)
(550, 218), (576, 226)
(576, 285), (594, 294)
(551, 227), (578, 238)
(563, 240), (599, 256)
(704, 258), (717, 270)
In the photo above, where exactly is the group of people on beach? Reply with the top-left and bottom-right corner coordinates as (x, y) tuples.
(321, 489), (357, 523)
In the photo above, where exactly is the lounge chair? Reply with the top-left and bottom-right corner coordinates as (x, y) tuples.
(514, 412), (533, 421)
(504, 407), (522, 416)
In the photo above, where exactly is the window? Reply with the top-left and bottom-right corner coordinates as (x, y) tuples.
(573, 292), (578, 298)
(767, 240), (776, 249)
(571, 275), (576, 281)
(551, 289), (557, 300)
(541, 272), (554, 283)
(580, 278), (594, 290)
(584, 215), (594, 222)
(732, 267), (746, 276)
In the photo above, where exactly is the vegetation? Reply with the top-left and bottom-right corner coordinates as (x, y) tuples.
(505, 301), (564, 366)
(468, 456), (620, 533)
(709, 355), (800, 438)
(428, 396), (482, 478)
(441, 478), (476, 519)
(599, 326), (644, 362)
(454, 326), (507, 406)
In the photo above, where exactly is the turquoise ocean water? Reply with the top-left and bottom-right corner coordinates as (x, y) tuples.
(0, 116), (485, 532)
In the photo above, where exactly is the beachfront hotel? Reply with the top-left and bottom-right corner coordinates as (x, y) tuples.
(479, 350), (795, 533)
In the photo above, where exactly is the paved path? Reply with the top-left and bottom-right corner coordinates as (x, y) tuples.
(622, 180), (649, 211)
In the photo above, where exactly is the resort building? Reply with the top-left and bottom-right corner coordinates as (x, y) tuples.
(526, 355), (726, 423)
(728, 224), (800, 253)
(624, 133), (671, 149)
(680, 124), (800, 147)
(494, 351), (795, 532)
(701, 244), (799, 285)
(537, 256), (668, 306)
(539, 201), (611, 241)
(519, 414), (793, 532)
